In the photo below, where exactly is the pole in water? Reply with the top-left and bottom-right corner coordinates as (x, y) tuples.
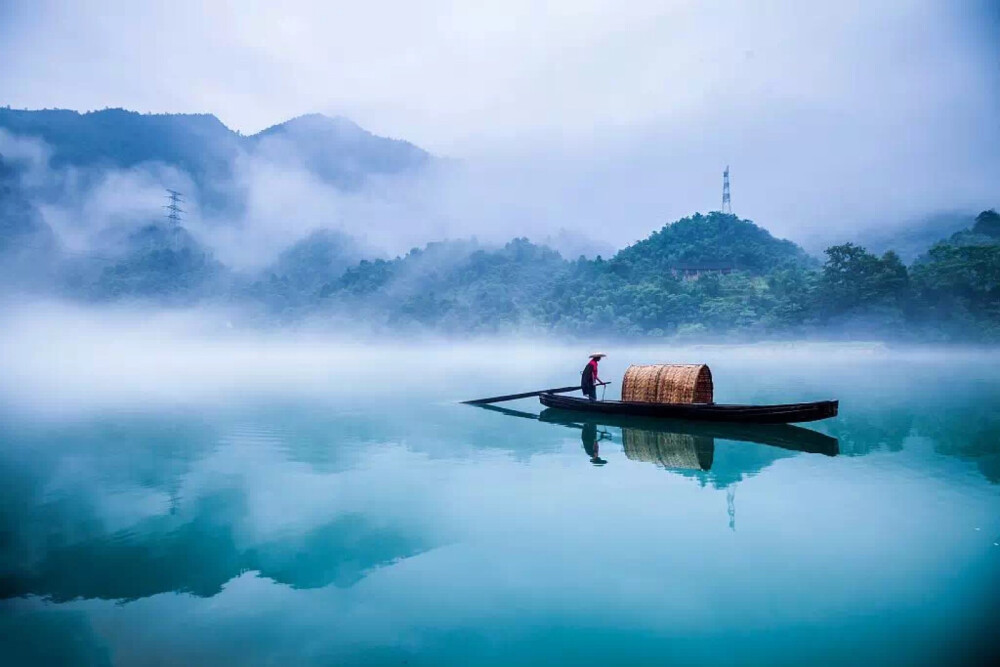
(463, 382), (612, 405)
(463, 385), (581, 405)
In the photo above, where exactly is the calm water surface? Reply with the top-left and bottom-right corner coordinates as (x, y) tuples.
(1, 344), (998, 665)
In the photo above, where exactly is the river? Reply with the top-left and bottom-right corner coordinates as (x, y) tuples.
(1, 339), (998, 664)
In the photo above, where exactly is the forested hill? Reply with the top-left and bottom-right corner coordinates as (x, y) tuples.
(0, 106), (997, 341)
(288, 210), (995, 341)
(0, 108), (430, 199)
(610, 213), (813, 276)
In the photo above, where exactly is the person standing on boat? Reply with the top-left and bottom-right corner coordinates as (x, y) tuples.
(581, 352), (606, 401)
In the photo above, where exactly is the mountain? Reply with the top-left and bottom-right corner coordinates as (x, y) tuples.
(0, 108), (240, 186)
(910, 209), (1000, 265)
(850, 211), (979, 262)
(942, 209), (1000, 248)
(317, 237), (567, 329)
(0, 108), (431, 203)
(972, 210), (1000, 239)
(268, 228), (371, 289)
(251, 114), (429, 188)
(242, 229), (374, 313)
(610, 212), (814, 277)
(0, 153), (59, 288)
(0, 154), (54, 253)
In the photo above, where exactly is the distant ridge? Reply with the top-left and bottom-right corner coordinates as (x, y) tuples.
(0, 108), (239, 182)
(249, 113), (429, 187)
(0, 107), (431, 198)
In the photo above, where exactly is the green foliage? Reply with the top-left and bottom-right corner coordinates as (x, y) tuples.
(610, 212), (813, 278)
(5, 107), (990, 340)
(92, 224), (224, 302)
(973, 209), (1000, 238)
(817, 243), (909, 319)
(318, 238), (571, 332)
(245, 229), (366, 311)
(2, 166), (998, 339)
(911, 242), (1000, 338)
(252, 210), (1000, 340)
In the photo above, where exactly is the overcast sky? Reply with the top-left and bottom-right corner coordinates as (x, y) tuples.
(1, 0), (998, 249)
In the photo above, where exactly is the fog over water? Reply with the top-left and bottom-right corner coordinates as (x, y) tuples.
(2, 301), (996, 418)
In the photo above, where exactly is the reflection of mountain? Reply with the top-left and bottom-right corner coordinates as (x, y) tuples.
(820, 392), (1000, 484)
(0, 491), (424, 602)
(913, 396), (1000, 484)
(0, 414), (428, 603)
(824, 409), (913, 456)
(533, 408), (839, 488)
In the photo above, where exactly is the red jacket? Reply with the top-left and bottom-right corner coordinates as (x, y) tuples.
(586, 358), (600, 384)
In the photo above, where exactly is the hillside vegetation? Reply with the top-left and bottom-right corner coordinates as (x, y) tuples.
(0, 108), (997, 340)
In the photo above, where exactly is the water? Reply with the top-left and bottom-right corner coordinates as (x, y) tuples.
(1, 342), (998, 665)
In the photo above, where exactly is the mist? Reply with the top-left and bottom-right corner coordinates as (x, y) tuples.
(2, 0), (998, 253)
(1, 122), (616, 269)
(3, 300), (997, 420)
(4, 5), (1000, 662)
(1, 2), (999, 343)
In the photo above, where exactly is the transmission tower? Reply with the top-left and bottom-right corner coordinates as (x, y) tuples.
(164, 189), (184, 225)
(721, 166), (732, 214)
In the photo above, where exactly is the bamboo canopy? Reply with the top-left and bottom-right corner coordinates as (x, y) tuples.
(621, 428), (714, 470)
(621, 364), (714, 404)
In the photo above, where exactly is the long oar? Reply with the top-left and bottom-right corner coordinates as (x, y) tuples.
(462, 382), (611, 405)
(462, 385), (580, 405)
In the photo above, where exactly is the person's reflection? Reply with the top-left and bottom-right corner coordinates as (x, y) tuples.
(582, 422), (608, 465)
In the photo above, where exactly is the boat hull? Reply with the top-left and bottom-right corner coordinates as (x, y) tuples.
(538, 392), (838, 424)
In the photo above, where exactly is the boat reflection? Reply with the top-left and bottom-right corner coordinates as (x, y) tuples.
(543, 410), (838, 470)
(475, 404), (839, 471)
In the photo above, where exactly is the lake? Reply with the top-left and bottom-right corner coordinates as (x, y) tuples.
(1, 337), (998, 665)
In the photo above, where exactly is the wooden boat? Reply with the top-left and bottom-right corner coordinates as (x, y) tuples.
(538, 391), (838, 424)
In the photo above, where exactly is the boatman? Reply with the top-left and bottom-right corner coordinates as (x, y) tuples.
(581, 352), (606, 401)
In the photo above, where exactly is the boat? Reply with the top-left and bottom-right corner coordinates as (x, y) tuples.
(466, 363), (839, 426)
(538, 391), (838, 424)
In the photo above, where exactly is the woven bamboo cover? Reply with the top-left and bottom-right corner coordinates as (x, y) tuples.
(621, 429), (714, 470)
(620, 364), (714, 404)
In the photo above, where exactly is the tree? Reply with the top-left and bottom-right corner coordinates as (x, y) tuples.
(818, 243), (909, 319)
(972, 209), (1000, 239)
(912, 243), (1000, 337)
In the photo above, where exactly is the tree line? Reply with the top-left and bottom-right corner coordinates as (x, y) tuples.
(296, 211), (999, 341)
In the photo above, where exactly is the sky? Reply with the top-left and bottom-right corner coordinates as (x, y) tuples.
(1, 0), (998, 252)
